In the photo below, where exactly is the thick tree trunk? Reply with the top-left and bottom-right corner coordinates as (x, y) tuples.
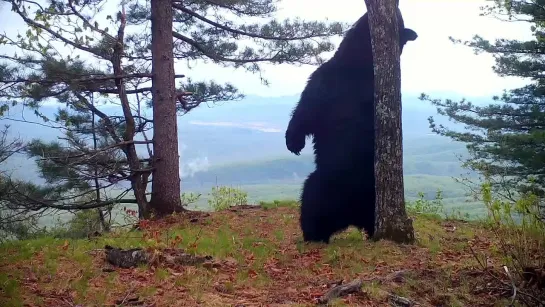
(364, 0), (415, 244)
(149, 0), (183, 216)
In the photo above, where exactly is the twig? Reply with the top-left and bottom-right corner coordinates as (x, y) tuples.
(318, 278), (363, 305)
(189, 224), (204, 249)
(503, 265), (517, 306)
(119, 290), (132, 306)
(317, 271), (414, 306)
(469, 245), (488, 270)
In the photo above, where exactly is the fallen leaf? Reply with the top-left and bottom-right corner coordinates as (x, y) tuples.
(248, 269), (258, 279)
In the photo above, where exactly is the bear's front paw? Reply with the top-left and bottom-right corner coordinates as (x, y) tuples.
(286, 131), (305, 155)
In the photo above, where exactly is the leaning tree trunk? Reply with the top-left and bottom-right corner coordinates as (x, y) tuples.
(364, 0), (415, 244)
(149, 0), (183, 216)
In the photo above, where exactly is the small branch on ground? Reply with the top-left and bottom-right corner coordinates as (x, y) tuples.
(377, 270), (407, 284)
(389, 294), (414, 307)
(318, 278), (363, 305)
(318, 271), (411, 305)
(104, 245), (213, 269)
(115, 295), (142, 306)
(228, 204), (262, 212)
(105, 245), (149, 268)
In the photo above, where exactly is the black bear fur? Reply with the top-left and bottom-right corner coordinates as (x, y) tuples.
(285, 10), (418, 243)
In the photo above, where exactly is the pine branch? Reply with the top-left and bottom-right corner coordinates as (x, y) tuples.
(172, 31), (282, 63)
(37, 140), (152, 161)
(10, 3), (101, 57)
(1, 73), (186, 85)
(172, 3), (335, 41)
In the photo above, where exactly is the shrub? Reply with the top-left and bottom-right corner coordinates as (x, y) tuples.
(406, 189), (444, 217)
(208, 186), (248, 211)
(49, 209), (108, 239)
(479, 179), (545, 304)
(181, 192), (201, 207)
(482, 181), (545, 269)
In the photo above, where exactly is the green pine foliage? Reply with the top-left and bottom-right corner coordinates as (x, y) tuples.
(420, 0), (545, 203)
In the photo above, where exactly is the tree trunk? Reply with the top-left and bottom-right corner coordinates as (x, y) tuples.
(109, 7), (151, 219)
(364, 0), (415, 244)
(149, 0), (183, 217)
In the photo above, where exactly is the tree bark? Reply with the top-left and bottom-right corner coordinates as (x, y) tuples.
(364, 0), (415, 244)
(149, 0), (183, 216)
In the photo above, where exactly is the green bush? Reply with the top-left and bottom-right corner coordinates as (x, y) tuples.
(207, 186), (248, 211)
(481, 180), (545, 274)
(406, 189), (444, 217)
(181, 192), (201, 207)
(478, 179), (545, 304)
(48, 209), (108, 239)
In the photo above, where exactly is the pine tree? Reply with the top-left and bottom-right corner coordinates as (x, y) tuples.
(419, 0), (545, 201)
(25, 93), (139, 228)
(148, 0), (181, 216)
(0, 0), (348, 218)
(128, 0), (348, 215)
(0, 1), (160, 218)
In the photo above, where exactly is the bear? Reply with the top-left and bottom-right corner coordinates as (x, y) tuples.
(285, 9), (418, 243)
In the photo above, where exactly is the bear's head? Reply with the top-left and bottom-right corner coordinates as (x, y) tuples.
(332, 8), (417, 67)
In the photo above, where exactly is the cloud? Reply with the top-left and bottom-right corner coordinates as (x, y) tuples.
(188, 120), (282, 133)
(180, 157), (210, 178)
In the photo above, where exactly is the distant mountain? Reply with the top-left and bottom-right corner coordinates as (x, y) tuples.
(181, 134), (472, 190)
(1, 92), (486, 184)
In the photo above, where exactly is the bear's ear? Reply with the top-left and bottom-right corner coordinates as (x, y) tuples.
(402, 28), (418, 42)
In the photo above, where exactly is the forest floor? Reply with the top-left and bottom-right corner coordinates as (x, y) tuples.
(0, 201), (535, 306)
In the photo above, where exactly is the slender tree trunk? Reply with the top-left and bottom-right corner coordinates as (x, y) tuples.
(364, 0), (415, 244)
(149, 0), (183, 216)
(91, 96), (110, 231)
(110, 6), (151, 219)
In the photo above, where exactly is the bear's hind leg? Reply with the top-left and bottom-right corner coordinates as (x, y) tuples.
(299, 170), (344, 244)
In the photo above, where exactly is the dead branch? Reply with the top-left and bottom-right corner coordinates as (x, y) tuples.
(318, 271), (410, 306)
(104, 245), (213, 269)
(105, 245), (148, 268)
(318, 278), (363, 305)
(503, 265), (517, 305)
(388, 294), (414, 307)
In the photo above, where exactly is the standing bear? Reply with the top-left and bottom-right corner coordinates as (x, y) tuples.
(285, 9), (418, 243)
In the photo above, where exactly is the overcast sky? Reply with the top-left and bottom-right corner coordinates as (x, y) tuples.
(0, 0), (533, 99)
